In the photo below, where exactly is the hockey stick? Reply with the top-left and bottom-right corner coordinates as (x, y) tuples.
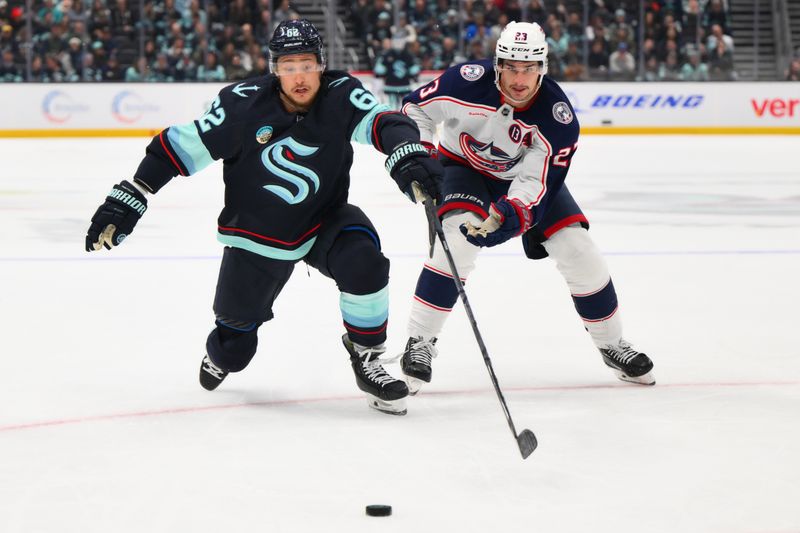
(413, 184), (538, 459)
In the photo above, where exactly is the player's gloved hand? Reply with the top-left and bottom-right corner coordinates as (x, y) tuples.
(385, 141), (443, 204)
(85, 180), (148, 252)
(460, 196), (533, 247)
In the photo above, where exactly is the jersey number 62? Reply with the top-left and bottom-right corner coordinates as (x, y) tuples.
(198, 96), (226, 133)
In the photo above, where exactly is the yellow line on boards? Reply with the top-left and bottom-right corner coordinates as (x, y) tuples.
(0, 129), (160, 138)
(1, 127), (799, 138)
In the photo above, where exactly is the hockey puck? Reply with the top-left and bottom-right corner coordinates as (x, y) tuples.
(365, 504), (392, 517)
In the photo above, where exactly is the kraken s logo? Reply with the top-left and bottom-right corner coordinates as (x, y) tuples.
(261, 138), (320, 204)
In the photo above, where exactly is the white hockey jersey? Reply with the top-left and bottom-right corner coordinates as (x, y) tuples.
(401, 59), (579, 224)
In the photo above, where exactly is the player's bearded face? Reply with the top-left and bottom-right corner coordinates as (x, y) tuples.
(276, 54), (323, 108)
(497, 60), (542, 105)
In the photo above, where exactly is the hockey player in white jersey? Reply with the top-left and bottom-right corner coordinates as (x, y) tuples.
(399, 21), (655, 392)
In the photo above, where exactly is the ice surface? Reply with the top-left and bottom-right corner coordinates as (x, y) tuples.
(1, 135), (798, 532)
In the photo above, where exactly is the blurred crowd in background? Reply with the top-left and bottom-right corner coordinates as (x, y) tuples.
(0, 0), (274, 81)
(356, 0), (741, 81)
(0, 0), (798, 83)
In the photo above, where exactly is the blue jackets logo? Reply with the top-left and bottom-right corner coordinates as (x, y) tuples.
(459, 133), (522, 174)
(552, 101), (574, 124)
(261, 137), (320, 204)
(460, 64), (485, 81)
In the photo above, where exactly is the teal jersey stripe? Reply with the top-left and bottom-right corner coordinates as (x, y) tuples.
(217, 233), (316, 261)
(167, 123), (214, 175)
(351, 103), (392, 146)
(340, 286), (389, 328)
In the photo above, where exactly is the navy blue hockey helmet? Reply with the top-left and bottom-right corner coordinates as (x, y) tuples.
(268, 19), (326, 72)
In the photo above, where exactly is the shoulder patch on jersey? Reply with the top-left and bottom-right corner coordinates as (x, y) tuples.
(552, 101), (573, 124)
(460, 64), (485, 81)
(256, 126), (273, 144)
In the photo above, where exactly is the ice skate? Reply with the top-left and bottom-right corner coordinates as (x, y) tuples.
(599, 339), (655, 385)
(342, 335), (409, 415)
(199, 354), (229, 391)
(400, 336), (438, 395)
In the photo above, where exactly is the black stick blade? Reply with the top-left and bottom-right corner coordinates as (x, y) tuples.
(517, 430), (538, 459)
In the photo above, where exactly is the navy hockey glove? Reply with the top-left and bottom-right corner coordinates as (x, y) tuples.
(85, 180), (148, 251)
(460, 196), (533, 247)
(385, 141), (443, 204)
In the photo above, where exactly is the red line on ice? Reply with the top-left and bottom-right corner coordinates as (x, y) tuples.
(1, 380), (798, 433)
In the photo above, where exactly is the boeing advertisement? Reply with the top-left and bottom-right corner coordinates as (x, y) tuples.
(0, 82), (796, 133)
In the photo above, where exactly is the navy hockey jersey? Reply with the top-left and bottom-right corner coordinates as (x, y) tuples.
(132, 71), (419, 260)
(374, 49), (421, 92)
(402, 58), (579, 224)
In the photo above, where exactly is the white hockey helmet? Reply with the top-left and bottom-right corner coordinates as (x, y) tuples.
(494, 21), (549, 78)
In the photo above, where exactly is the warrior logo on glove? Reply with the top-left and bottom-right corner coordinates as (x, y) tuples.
(385, 141), (443, 204)
(85, 180), (148, 251)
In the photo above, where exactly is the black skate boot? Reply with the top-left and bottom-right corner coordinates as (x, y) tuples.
(400, 336), (438, 395)
(199, 354), (229, 391)
(342, 334), (408, 415)
(599, 339), (655, 385)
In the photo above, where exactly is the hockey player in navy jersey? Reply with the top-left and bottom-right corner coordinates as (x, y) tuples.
(374, 37), (421, 110)
(399, 21), (655, 393)
(84, 19), (443, 415)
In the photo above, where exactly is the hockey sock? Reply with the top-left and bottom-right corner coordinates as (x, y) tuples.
(408, 264), (460, 339)
(206, 321), (259, 373)
(543, 226), (623, 346)
(340, 286), (389, 346)
(572, 279), (623, 346)
(408, 211), (480, 339)
(328, 231), (390, 346)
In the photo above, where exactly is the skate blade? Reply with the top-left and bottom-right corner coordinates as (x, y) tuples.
(366, 395), (407, 416)
(613, 369), (656, 386)
(404, 375), (426, 396)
